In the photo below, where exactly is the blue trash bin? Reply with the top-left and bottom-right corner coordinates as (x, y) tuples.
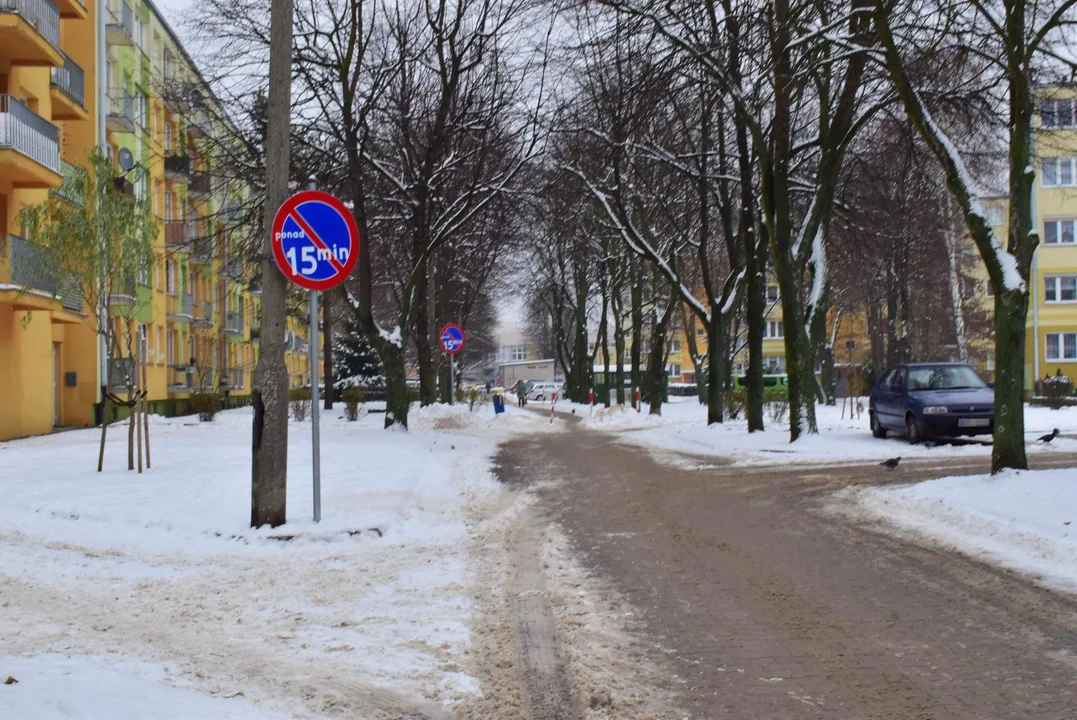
(492, 393), (505, 414)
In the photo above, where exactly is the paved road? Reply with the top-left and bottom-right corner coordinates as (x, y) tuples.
(494, 423), (1077, 719)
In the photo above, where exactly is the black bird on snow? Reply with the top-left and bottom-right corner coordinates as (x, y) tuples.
(880, 457), (901, 470)
(1038, 428), (1061, 443)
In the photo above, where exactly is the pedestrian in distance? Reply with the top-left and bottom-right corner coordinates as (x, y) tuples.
(516, 381), (527, 408)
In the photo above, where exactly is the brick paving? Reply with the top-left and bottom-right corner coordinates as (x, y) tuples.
(494, 428), (1077, 719)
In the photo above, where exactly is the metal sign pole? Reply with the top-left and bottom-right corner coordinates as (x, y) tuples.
(310, 290), (321, 522)
(449, 354), (455, 405)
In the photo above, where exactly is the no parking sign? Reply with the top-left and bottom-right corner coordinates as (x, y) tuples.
(272, 190), (359, 291)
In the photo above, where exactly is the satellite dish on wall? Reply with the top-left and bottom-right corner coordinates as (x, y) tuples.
(118, 147), (135, 172)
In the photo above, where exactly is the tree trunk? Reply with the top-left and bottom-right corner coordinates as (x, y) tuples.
(142, 340), (151, 468)
(136, 348), (143, 474)
(382, 342), (410, 428)
(706, 310), (724, 424)
(251, 0), (293, 528)
(323, 291), (334, 409)
(943, 197), (969, 362)
(600, 297), (610, 408)
(97, 391), (108, 472)
(612, 282), (626, 406)
(416, 258), (437, 407)
(681, 304), (706, 405)
(630, 257), (642, 409)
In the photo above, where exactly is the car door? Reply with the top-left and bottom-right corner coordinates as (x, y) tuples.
(873, 368), (894, 426)
(883, 367), (907, 429)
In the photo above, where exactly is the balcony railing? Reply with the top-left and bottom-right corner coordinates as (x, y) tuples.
(164, 220), (194, 247)
(224, 311), (244, 334)
(51, 158), (85, 204)
(105, 0), (132, 44)
(190, 236), (213, 264)
(226, 367), (244, 390)
(108, 275), (136, 305)
(192, 300), (213, 327)
(163, 153), (191, 181)
(224, 257), (243, 280)
(3, 234), (83, 311)
(188, 172), (211, 198)
(0, 94), (60, 173)
(50, 51), (85, 108)
(108, 357), (135, 392)
(0, 0), (61, 50)
(106, 88), (134, 132)
(167, 293), (192, 320)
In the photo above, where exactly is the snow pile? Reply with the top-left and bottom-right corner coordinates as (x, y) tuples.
(0, 405), (532, 717)
(846, 469), (1077, 593)
(409, 400), (545, 434)
(575, 400), (1077, 465)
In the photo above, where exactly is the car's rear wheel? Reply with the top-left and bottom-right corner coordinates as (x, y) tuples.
(906, 414), (926, 445)
(871, 413), (887, 439)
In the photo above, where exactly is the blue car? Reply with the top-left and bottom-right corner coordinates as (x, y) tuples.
(869, 363), (994, 444)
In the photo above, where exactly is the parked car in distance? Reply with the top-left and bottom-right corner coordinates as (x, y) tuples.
(527, 381), (563, 402)
(869, 363), (994, 444)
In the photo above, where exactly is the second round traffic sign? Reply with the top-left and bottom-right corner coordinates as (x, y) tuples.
(272, 190), (360, 291)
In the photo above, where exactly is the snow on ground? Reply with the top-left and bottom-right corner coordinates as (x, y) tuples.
(561, 398), (1077, 466)
(842, 469), (1077, 594)
(0, 402), (542, 718)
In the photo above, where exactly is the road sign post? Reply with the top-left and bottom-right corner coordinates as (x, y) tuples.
(272, 190), (360, 522)
(439, 324), (465, 406)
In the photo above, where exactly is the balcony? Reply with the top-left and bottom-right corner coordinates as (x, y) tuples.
(50, 158), (84, 204)
(191, 300), (213, 328)
(106, 88), (135, 134)
(187, 114), (211, 139)
(249, 322), (260, 341)
(0, 94), (61, 187)
(0, 0), (62, 67)
(163, 153), (191, 182)
(224, 311), (244, 336)
(164, 220), (194, 248)
(188, 171), (211, 199)
(50, 51), (87, 120)
(224, 256), (243, 281)
(190, 236), (214, 264)
(220, 201), (243, 225)
(0, 234), (84, 315)
(107, 275), (136, 307)
(105, 0), (132, 46)
(224, 367), (244, 391)
(167, 293), (193, 321)
(107, 357), (135, 392)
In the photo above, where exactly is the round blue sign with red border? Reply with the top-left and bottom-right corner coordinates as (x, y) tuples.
(440, 323), (465, 355)
(272, 190), (360, 291)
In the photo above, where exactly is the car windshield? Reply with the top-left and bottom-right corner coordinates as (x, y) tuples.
(906, 365), (986, 391)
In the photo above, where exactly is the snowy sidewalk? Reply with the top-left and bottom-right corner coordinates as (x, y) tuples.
(0, 403), (544, 718)
(843, 469), (1077, 594)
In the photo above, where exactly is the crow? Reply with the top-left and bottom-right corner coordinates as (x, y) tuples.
(1038, 428), (1060, 443)
(880, 457), (901, 470)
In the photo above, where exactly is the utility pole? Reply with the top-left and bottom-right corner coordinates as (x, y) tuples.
(251, 0), (294, 528)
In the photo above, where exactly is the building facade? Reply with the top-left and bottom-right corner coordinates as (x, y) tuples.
(1, 0), (308, 440)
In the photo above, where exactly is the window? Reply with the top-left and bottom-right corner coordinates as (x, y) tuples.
(134, 15), (144, 48)
(135, 90), (148, 129)
(670, 339), (681, 354)
(668, 364), (682, 378)
(766, 285), (780, 303)
(164, 121), (172, 152)
(763, 321), (784, 339)
(1046, 332), (1077, 361)
(156, 327), (163, 364)
(984, 205), (1005, 226)
(1042, 158), (1077, 187)
(1045, 275), (1077, 303)
(165, 191), (174, 222)
(165, 259), (176, 295)
(1041, 98), (1077, 129)
(696, 327), (705, 338)
(1044, 219), (1077, 245)
(154, 258), (160, 290)
(763, 355), (786, 373)
(167, 330), (175, 365)
(502, 344), (525, 361)
(137, 257), (149, 286)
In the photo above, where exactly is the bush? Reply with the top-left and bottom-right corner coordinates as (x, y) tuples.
(1043, 371), (1075, 410)
(456, 386), (490, 412)
(289, 387), (312, 421)
(342, 386), (365, 421)
(723, 388), (747, 420)
(189, 392), (222, 422)
(764, 386), (789, 425)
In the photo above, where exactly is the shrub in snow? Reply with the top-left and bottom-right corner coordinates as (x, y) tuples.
(342, 386), (365, 421)
(723, 388), (746, 420)
(188, 392), (222, 422)
(455, 386), (489, 412)
(289, 387), (312, 421)
(765, 387), (790, 424)
(1043, 371), (1074, 410)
